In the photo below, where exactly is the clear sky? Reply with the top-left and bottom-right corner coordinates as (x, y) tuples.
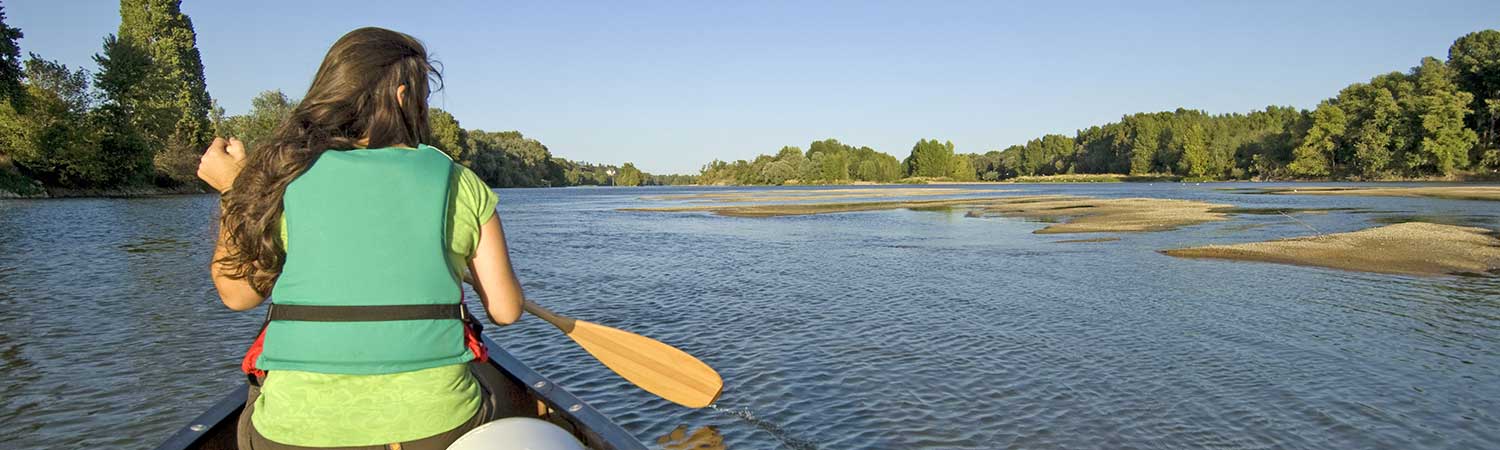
(8, 0), (1500, 174)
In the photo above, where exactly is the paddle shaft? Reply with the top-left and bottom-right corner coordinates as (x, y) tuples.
(522, 299), (576, 333)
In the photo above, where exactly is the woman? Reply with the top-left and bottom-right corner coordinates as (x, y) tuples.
(197, 27), (525, 449)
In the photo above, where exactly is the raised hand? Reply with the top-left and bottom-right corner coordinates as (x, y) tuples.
(197, 137), (247, 193)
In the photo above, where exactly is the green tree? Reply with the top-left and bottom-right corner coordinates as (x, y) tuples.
(466, 130), (564, 187)
(91, 34), (161, 186)
(761, 160), (797, 185)
(119, 0), (213, 183)
(1336, 81), (1404, 177)
(1, 56), (102, 186)
(948, 152), (977, 181)
(1126, 115), (1161, 174)
(905, 139), (955, 177)
(0, 4), (23, 111)
(216, 90), (296, 153)
(1174, 122), (1210, 177)
(615, 162), (643, 186)
(1288, 100), (1346, 177)
(1448, 30), (1500, 158)
(428, 108), (469, 161)
(1410, 56), (1477, 175)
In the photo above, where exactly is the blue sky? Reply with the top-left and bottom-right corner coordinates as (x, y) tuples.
(8, 0), (1500, 174)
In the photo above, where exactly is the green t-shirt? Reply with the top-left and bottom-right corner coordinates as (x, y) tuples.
(252, 149), (500, 446)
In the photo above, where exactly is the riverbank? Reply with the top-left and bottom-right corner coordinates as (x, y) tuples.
(0, 183), (208, 199)
(687, 171), (1500, 186)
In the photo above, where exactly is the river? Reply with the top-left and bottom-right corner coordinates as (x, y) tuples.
(1, 183), (1496, 449)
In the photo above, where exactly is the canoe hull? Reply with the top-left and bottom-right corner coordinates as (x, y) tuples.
(153, 336), (645, 450)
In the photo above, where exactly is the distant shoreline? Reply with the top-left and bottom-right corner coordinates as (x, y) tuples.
(687, 172), (1500, 187)
(0, 184), (209, 200)
(6, 173), (1500, 199)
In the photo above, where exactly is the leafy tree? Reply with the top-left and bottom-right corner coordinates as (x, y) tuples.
(1337, 81), (1404, 177)
(1126, 115), (1161, 174)
(948, 152), (976, 181)
(428, 108), (469, 161)
(761, 159), (797, 185)
(1174, 122), (1210, 177)
(218, 90), (296, 152)
(119, 0), (213, 183)
(91, 34), (161, 186)
(615, 162), (643, 186)
(1410, 57), (1477, 175)
(1448, 30), (1500, 158)
(905, 139), (954, 177)
(1288, 100), (1345, 177)
(1, 56), (102, 186)
(0, 4), (23, 111)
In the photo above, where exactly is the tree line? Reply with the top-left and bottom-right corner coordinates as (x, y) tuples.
(1, 0), (211, 193)
(3, 3), (1495, 192)
(0, 1), (666, 195)
(696, 29), (1500, 184)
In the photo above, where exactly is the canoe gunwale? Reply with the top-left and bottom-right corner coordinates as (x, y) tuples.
(151, 335), (647, 450)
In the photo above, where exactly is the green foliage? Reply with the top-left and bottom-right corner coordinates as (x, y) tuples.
(90, 34), (160, 186)
(428, 108), (469, 161)
(1448, 30), (1500, 156)
(967, 151), (1012, 181)
(948, 152), (976, 181)
(0, 5), (23, 111)
(1173, 122), (1210, 177)
(119, 0), (214, 183)
(1, 56), (106, 186)
(216, 90), (296, 152)
(1126, 115), (1161, 174)
(904, 139), (955, 178)
(1410, 57), (1477, 175)
(1014, 134), (1075, 176)
(615, 162), (643, 186)
(1288, 100), (1345, 177)
(697, 138), (903, 185)
(466, 130), (563, 187)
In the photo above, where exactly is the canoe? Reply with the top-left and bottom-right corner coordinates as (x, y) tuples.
(153, 335), (647, 450)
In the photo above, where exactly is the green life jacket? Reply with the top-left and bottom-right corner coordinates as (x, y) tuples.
(250, 145), (479, 375)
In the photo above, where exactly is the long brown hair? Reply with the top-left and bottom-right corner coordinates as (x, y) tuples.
(218, 27), (442, 295)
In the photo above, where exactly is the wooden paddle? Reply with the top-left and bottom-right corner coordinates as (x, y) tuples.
(518, 298), (723, 408)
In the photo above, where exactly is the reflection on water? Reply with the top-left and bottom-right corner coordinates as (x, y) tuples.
(1, 183), (1499, 449)
(658, 424), (727, 450)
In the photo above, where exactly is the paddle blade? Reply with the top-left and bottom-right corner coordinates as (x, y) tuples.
(565, 320), (723, 408)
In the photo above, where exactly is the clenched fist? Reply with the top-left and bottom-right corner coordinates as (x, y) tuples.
(197, 137), (246, 193)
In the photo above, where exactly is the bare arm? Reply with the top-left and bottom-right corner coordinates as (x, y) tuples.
(200, 137), (264, 311)
(467, 211), (524, 325)
(211, 225), (267, 311)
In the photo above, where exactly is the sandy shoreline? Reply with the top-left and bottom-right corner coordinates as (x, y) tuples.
(1162, 222), (1500, 277)
(622, 197), (1011, 217)
(1243, 186), (1500, 202)
(969, 196), (1234, 234)
(626, 194), (1236, 234)
(640, 188), (998, 202)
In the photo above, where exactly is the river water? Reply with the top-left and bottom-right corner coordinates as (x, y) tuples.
(1, 183), (1497, 449)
